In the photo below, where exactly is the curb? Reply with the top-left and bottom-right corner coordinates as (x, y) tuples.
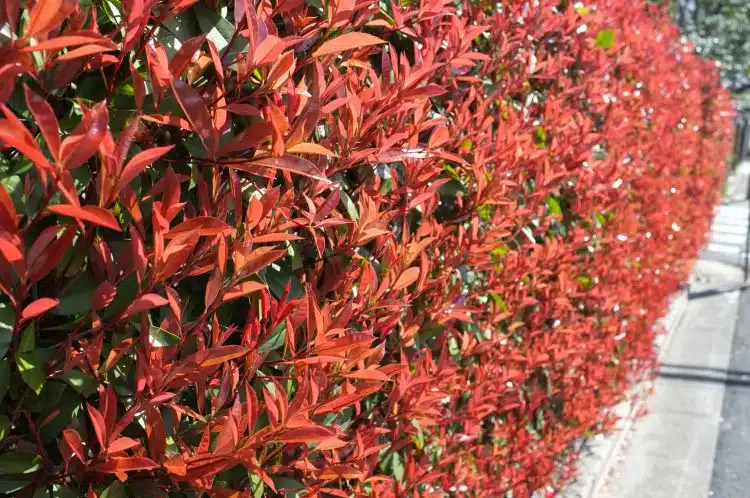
(558, 286), (690, 498)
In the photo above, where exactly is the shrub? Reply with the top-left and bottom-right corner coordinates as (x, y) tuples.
(0, 0), (733, 496)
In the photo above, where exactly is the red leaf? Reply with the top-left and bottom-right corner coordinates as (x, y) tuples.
(0, 181), (16, 232)
(165, 216), (234, 239)
(25, 0), (72, 37)
(93, 456), (159, 473)
(122, 294), (169, 318)
(0, 237), (24, 273)
(55, 44), (116, 62)
(315, 393), (365, 414)
(87, 403), (108, 450)
(146, 43), (170, 107)
(92, 281), (117, 310)
(277, 426), (335, 443)
(20, 298), (59, 321)
(48, 204), (122, 231)
(59, 102), (109, 169)
(250, 155), (328, 182)
(0, 112), (54, 171)
(286, 142), (338, 157)
(107, 437), (141, 454)
(170, 79), (218, 156)
(238, 247), (286, 276)
(164, 455), (187, 476)
(315, 189), (341, 223)
(312, 32), (386, 58)
(191, 345), (249, 368)
(402, 84), (447, 100)
(428, 125), (450, 148)
(119, 145), (174, 187)
(140, 114), (192, 130)
(222, 281), (266, 302)
(252, 233), (303, 243)
(23, 85), (61, 161)
(169, 35), (207, 77)
(392, 267), (420, 291)
(341, 368), (391, 382)
(204, 268), (222, 309)
(217, 122), (273, 156)
(62, 429), (86, 463)
(22, 34), (115, 53)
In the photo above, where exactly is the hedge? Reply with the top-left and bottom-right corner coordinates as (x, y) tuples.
(0, 0), (733, 496)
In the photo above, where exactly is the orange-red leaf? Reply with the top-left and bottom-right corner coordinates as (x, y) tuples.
(277, 426), (335, 443)
(192, 345), (249, 368)
(165, 216), (234, 238)
(312, 32), (386, 58)
(392, 267), (420, 291)
(22, 34), (116, 53)
(122, 294), (169, 318)
(87, 403), (108, 449)
(59, 102), (109, 169)
(48, 204), (122, 231)
(252, 233), (303, 243)
(342, 368), (391, 382)
(250, 155), (328, 182)
(120, 145), (174, 187)
(286, 142), (338, 157)
(107, 437), (141, 454)
(171, 79), (218, 156)
(93, 456), (159, 473)
(21, 298), (59, 321)
(222, 281), (266, 302)
(55, 44), (116, 62)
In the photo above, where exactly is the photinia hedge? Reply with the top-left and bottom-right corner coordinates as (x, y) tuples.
(0, 0), (733, 496)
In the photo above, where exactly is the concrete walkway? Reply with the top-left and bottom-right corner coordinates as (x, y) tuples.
(598, 162), (750, 498)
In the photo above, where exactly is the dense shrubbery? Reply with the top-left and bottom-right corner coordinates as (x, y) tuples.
(0, 0), (733, 496)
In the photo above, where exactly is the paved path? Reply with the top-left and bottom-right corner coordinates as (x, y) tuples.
(599, 162), (750, 498)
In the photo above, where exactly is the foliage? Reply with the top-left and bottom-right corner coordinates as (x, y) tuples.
(0, 0), (733, 496)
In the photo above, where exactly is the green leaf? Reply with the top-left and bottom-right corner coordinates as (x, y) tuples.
(33, 484), (81, 498)
(128, 480), (168, 498)
(476, 204), (492, 221)
(339, 190), (359, 221)
(18, 324), (35, 353)
(533, 126), (547, 149)
(391, 452), (405, 482)
(271, 476), (304, 498)
(15, 351), (45, 395)
(102, 272), (139, 320)
(0, 415), (9, 441)
(149, 325), (181, 348)
(250, 473), (265, 498)
(40, 388), (80, 443)
(0, 454), (41, 475)
(0, 359), (9, 400)
(490, 293), (507, 311)
(59, 369), (98, 396)
(264, 265), (304, 300)
(194, 4), (247, 58)
(576, 275), (592, 289)
(53, 273), (97, 316)
(100, 480), (127, 498)
(595, 29), (615, 49)
(546, 196), (562, 215)
(0, 475), (35, 494)
(0, 300), (14, 358)
(258, 322), (286, 354)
